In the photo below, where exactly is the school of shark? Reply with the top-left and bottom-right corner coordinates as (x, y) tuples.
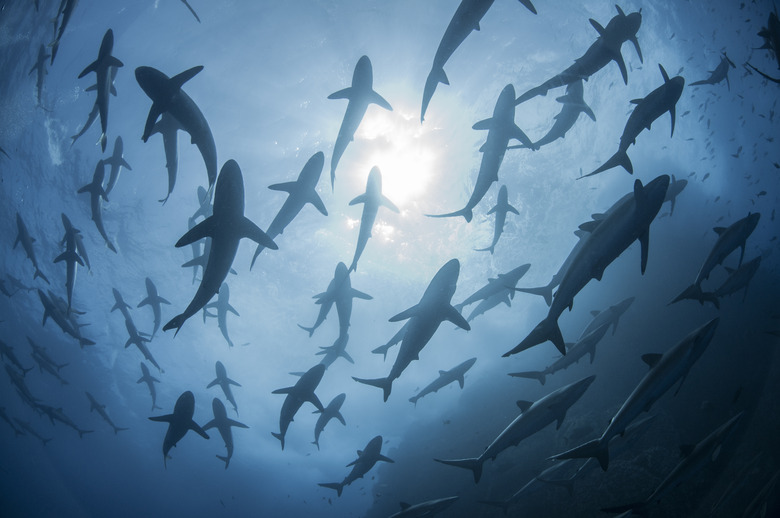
(0, 1), (779, 517)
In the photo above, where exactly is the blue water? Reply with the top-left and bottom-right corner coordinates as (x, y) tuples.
(0, 1), (778, 517)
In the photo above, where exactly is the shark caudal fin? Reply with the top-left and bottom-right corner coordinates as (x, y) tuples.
(549, 439), (610, 471)
(425, 207), (473, 223)
(79, 337), (96, 348)
(371, 342), (394, 361)
(421, 66), (449, 123)
(318, 482), (344, 497)
(513, 284), (553, 307)
(582, 150), (633, 179)
(163, 313), (187, 336)
(34, 268), (50, 285)
(217, 454), (230, 469)
(352, 376), (392, 402)
(77, 429), (94, 439)
(508, 370), (546, 385)
(433, 457), (484, 484)
(669, 284), (720, 308)
(297, 324), (316, 337)
(503, 316), (565, 357)
(271, 431), (285, 450)
(113, 426), (129, 435)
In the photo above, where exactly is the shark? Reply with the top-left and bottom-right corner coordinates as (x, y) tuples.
(103, 136), (132, 195)
(515, 5), (643, 104)
(203, 283), (238, 348)
(138, 277), (170, 339)
(124, 317), (160, 372)
(54, 213), (85, 313)
(272, 364), (325, 450)
(746, 6), (780, 83)
(550, 318), (719, 471)
(180, 0), (201, 23)
(27, 337), (68, 374)
(388, 496), (459, 518)
(711, 256), (762, 303)
(584, 64), (684, 178)
(13, 418), (52, 446)
(137, 362), (162, 411)
(14, 212), (49, 284)
(203, 398), (248, 469)
(328, 55), (392, 189)
(409, 357), (476, 405)
(149, 391), (209, 468)
(420, 0), (537, 122)
(690, 53), (736, 90)
(38, 289), (94, 348)
(579, 296), (634, 340)
(505, 176), (669, 357)
(86, 391), (128, 434)
(30, 350), (69, 385)
(348, 166), (399, 272)
(49, 0), (78, 65)
(317, 332), (354, 367)
(38, 404), (93, 439)
(474, 185), (518, 254)
(427, 84), (535, 222)
(70, 66), (118, 146)
(0, 407), (25, 437)
(163, 160), (277, 335)
(434, 375), (595, 483)
(509, 322), (610, 386)
(207, 361), (241, 415)
(60, 213), (90, 271)
(371, 321), (409, 361)
(670, 212), (760, 307)
(319, 435), (394, 497)
(28, 44), (50, 106)
(110, 287), (133, 323)
(251, 152), (327, 267)
(135, 65), (217, 194)
(77, 159), (117, 252)
(354, 259), (469, 401)
(515, 80), (596, 149)
(0, 340), (32, 375)
(77, 29), (123, 151)
(299, 262), (372, 338)
(312, 392), (346, 450)
(455, 263), (531, 313)
(663, 174), (688, 216)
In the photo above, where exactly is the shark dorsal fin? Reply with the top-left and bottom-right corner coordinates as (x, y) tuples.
(589, 18), (606, 36)
(659, 64), (670, 83)
(615, 5), (626, 17)
(713, 226), (726, 235)
(641, 353), (663, 369)
(399, 503), (411, 510)
(516, 400), (533, 412)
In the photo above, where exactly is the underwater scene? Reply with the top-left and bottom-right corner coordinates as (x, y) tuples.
(0, 0), (779, 516)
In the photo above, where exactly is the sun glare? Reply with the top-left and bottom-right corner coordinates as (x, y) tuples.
(355, 108), (437, 206)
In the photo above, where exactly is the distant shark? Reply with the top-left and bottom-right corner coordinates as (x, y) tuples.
(584, 64), (684, 178)
(312, 392), (346, 450)
(299, 262), (372, 338)
(690, 53), (736, 90)
(124, 317), (161, 372)
(203, 398), (248, 469)
(60, 213), (90, 271)
(515, 5), (643, 104)
(163, 160), (277, 335)
(203, 283), (238, 348)
(328, 55), (392, 190)
(103, 136), (132, 195)
(348, 166), (399, 272)
(272, 364), (325, 450)
(474, 185), (518, 254)
(354, 259), (469, 401)
(136, 65), (217, 195)
(251, 152), (327, 268)
(86, 391), (128, 434)
(137, 277), (170, 339)
(550, 318), (719, 471)
(319, 435), (394, 496)
(28, 44), (50, 106)
(420, 0), (537, 122)
(71, 67), (117, 146)
(77, 159), (117, 252)
(746, 8), (780, 84)
(207, 361), (241, 415)
(317, 332), (354, 367)
(14, 212), (49, 284)
(409, 357), (476, 406)
(387, 497), (459, 518)
(38, 289), (95, 348)
(137, 362), (162, 411)
(54, 213), (85, 314)
(435, 375), (595, 483)
(149, 391), (209, 468)
(505, 176), (669, 357)
(77, 29), (123, 152)
(49, 0), (78, 65)
(664, 174), (688, 216)
(455, 263), (531, 316)
(427, 84), (534, 222)
(579, 296), (634, 340)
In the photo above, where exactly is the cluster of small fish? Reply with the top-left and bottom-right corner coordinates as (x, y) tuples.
(1, 1), (778, 517)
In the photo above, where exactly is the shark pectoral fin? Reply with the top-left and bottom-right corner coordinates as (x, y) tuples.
(472, 118), (492, 131)
(268, 181), (297, 193)
(659, 64), (670, 83)
(507, 204), (520, 215)
(148, 414), (174, 423)
(589, 18), (605, 36)
(349, 193), (368, 206)
(138, 297), (151, 308)
(121, 158), (132, 170)
(613, 51), (628, 84)
(328, 87), (353, 100)
(240, 217), (278, 250)
(308, 394), (324, 412)
(457, 375), (465, 389)
(206, 379), (218, 388)
(272, 387), (294, 395)
(630, 37), (643, 63)
(308, 192), (328, 216)
(351, 289), (373, 300)
(516, 400), (533, 412)
(227, 304), (240, 317)
(381, 195), (400, 213)
(336, 412), (346, 426)
(142, 103), (164, 142)
(378, 454), (395, 463)
(190, 420), (209, 439)
(673, 374), (688, 396)
(107, 56), (124, 68)
(638, 230), (650, 274)
(175, 216), (216, 247)
(77, 60), (98, 79)
(669, 105), (677, 138)
(110, 84), (117, 96)
(203, 419), (216, 431)
(519, 0), (537, 14)
(228, 419), (249, 429)
(445, 305), (470, 331)
(583, 104), (596, 122)
(510, 124), (535, 149)
(369, 90), (392, 111)
(171, 65), (204, 90)
(486, 205), (497, 216)
(227, 378), (241, 387)
(389, 304), (420, 322)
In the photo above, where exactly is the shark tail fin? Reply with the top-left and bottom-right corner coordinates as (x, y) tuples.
(474, 244), (495, 254)
(78, 429), (94, 439)
(297, 324), (315, 337)
(669, 284), (720, 309)
(352, 376), (392, 402)
(508, 370), (546, 385)
(113, 426), (129, 435)
(409, 395), (419, 406)
(312, 439), (320, 450)
(152, 403), (162, 411)
(371, 342), (393, 361)
(41, 437), (53, 446)
(271, 431), (285, 450)
(163, 314), (187, 336)
(79, 338), (96, 348)
(477, 500), (511, 515)
(318, 482), (344, 497)
(425, 207), (472, 223)
(503, 316), (565, 357)
(550, 439), (609, 471)
(21, 366), (34, 377)
(421, 66), (449, 123)
(34, 269), (50, 285)
(583, 150), (633, 178)
(217, 454), (230, 469)
(513, 285), (553, 307)
(433, 457), (483, 484)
